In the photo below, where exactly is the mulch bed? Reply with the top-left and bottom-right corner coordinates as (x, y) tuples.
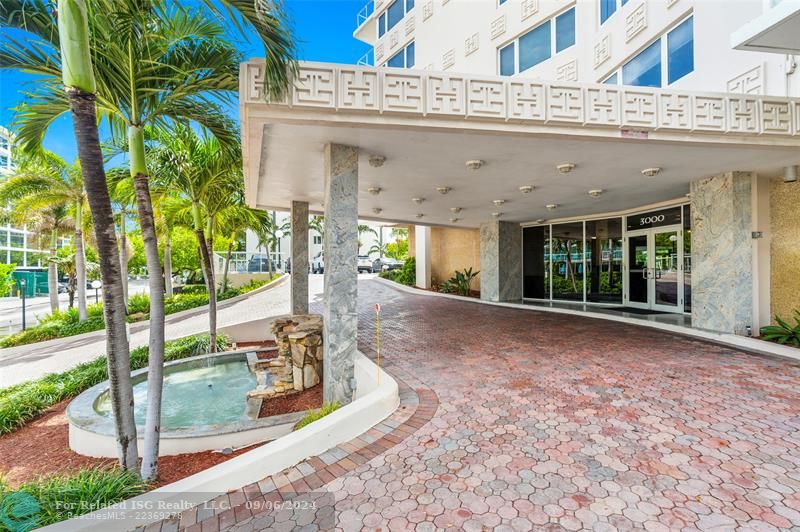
(258, 385), (323, 418)
(0, 402), (258, 489)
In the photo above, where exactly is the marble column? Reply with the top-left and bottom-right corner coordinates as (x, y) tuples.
(690, 171), (755, 334)
(322, 143), (358, 405)
(415, 225), (431, 289)
(291, 201), (309, 315)
(480, 221), (522, 302)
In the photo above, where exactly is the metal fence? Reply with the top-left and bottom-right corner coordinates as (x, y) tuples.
(213, 251), (287, 275)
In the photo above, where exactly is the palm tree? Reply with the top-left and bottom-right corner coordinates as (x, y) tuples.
(0, 151), (90, 320)
(310, 216), (325, 239)
(357, 224), (377, 253)
(256, 214), (291, 278)
(25, 205), (74, 313)
(107, 173), (137, 306)
(217, 203), (271, 293)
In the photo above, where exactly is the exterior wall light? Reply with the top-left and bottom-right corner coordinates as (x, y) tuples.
(436, 187), (452, 194)
(412, 197), (425, 204)
(588, 189), (604, 197)
(519, 185), (534, 194)
(492, 199), (506, 206)
(546, 204), (559, 210)
(372, 207), (383, 214)
(557, 163), (576, 174)
(367, 187), (382, 195)
(641, 167), (661, 177)
(450, 207), (462, 214)
(785, 165), (798, 183)
(368, 155), (386, 168)
(465, 160), (484, 170)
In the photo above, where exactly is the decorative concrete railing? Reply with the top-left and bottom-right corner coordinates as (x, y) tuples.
(241, 61), (800, 138)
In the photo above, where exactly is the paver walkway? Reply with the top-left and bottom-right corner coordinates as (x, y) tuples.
(163, 279), (800, 530)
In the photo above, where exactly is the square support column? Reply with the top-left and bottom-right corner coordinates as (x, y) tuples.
(690, 171), (756, 334)
(291, 200), (309, 315)
(415, 225), (431, 289)
(322, 144), (358, 405)
(480, 221), (522, 302)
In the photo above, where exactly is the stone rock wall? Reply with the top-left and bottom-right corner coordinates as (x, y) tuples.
(247, 315), (323, 400)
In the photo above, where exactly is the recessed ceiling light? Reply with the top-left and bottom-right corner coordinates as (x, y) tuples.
(368, 155), (386, 168)
(546, 204), (559, 210)
(412, 197), (425, 204)
(641, 167), (661, 177)
(372, 207), (383, 215)
(491, 212), (503, 218)
(588, 189), (604, 198)
(450, 217), (460, 223)
(415, 213), (424, 219)
(450, 207), (462, 214)
(492, 199), (506, 206)
(367, 187), (382, 195)
(557, 163), (576, 174)
(436, 187), (451, 195)
(535, 218), (546, 224)
(519, 185), (534, 194)
(465, 159), (484, 170)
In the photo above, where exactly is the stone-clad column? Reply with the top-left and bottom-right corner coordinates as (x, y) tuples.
(480, 221), (522, 302)
(690, 172), (755, 334)
(322, 144), (358, 405)
(291, 201), (309, 315)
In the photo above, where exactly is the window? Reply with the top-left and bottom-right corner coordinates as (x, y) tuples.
(555, 8), (575, 53)
(605, 16), (693, 87)
(9, 232), (24, 249)
(377, 0), (414, 38)
(386, 41), (415, 68)
(623, 39), (661, 87)
(668, 16), (693, 84)
(600, 0), (628, 24)
(313, 236), (322, 245)
(498, 7), (575, 76)
(0, 155), (7, 168)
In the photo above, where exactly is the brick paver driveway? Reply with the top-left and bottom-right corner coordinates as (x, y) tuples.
(211, 279), (800, 531)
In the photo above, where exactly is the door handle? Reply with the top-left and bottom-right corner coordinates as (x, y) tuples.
(642, 268), (649, 279)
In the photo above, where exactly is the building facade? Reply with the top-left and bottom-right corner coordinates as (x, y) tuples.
(0, 126), (55, 269)
(345, 0), (800, 332)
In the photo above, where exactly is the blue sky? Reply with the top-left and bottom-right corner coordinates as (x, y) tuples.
(0, 0), (369, 162)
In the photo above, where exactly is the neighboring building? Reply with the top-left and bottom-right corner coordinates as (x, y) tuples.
(240, 0), (800, 337)
(0, 126), (53, 268)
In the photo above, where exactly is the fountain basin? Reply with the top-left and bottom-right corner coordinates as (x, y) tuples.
(67, 351), (306, 458)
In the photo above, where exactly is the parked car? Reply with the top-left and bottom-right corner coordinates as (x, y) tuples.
(372, 257), (404, 272)
(247, 254), (273, 273)
(311, 252), (324, 274)
(357, 255), (373, 273)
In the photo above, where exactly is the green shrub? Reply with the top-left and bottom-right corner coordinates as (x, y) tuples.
(0, 263), (15, 297)
(127, 293), (150, 315)
(394, 257), (415, 286)
(378, 270), (398, 281)
(179, 284), (207, 295)
(164, 293), (209, 314)
(57, 317), (105, 338)
(0, 334), (230, 434)
(0, 468), (149, 528)
(294, 401), (341, 431)
(761, 310), (800, 347)
(441, 268), (479, 296)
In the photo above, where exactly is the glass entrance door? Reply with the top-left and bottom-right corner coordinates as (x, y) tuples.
(625, 226), (684, 311)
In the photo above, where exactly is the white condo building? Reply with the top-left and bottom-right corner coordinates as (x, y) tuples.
(354, 0), (798, 97)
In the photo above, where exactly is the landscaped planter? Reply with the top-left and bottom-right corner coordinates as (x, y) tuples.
(67, 350), (305, 457)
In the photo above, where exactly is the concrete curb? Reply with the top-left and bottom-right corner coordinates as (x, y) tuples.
(373, 276), (800, 364)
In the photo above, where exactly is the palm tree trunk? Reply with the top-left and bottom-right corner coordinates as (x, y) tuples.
(130, 124), (166, 482)
(48, 231), (59, 313)
(66, 88), (138, 470)
(119, 211), (128, 307)
(75, 203), (87, 320)
(164, 230), (173, 299)
(221, 237), (233, 295)
(193, 204), (217, 352)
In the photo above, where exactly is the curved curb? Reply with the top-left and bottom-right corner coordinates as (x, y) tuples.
(0, 275), (288, 369)
(372, 276), (800, 364)
(43, 351), (406, 531)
